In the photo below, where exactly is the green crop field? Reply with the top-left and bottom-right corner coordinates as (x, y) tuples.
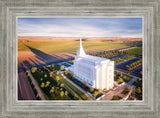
(18, 41), (132, 54)
(124, 47), (142, 56)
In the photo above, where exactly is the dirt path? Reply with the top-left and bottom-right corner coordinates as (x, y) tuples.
(18, 70), (36, 100)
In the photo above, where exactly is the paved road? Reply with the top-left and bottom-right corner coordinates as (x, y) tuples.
(115, 57), (141, 69)
(18, 69), (36, 100)
(130, 64), (142, 77)
(115, 57), (142, 78)
(28, 70), (45, 100)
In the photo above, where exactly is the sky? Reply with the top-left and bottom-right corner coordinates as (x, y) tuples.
(18, 17), (142, 38)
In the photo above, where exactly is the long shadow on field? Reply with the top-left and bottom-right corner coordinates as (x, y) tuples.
(25, 45), (75, 66)
(25, 45), (53, 62)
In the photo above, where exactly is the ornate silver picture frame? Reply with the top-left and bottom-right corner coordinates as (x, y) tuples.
(0, 0), (159, 118)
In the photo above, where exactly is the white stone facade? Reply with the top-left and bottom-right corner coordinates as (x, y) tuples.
(72, 38), (114, 90)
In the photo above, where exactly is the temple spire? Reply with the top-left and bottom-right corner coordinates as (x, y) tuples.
(76, 38), (86, 57)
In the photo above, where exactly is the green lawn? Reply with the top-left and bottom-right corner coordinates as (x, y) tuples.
(18, 41), (132, 53)
(124, 47), (142, 56)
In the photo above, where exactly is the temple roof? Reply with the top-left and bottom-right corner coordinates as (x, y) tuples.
(75, 38), (112, 65)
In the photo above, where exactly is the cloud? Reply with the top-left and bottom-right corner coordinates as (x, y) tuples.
(18, 18), (142, 38)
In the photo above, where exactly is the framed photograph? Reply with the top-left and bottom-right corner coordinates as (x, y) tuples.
(0, 0), (159, 118)
(18, 17), (143, 101)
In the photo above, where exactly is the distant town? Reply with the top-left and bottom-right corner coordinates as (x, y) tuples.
(18, 37), (142, 101)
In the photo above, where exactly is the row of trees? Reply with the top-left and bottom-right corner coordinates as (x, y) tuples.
(26, 71), (41, 100)
(114, 71), (133, 83)
(91, 50), (126, 58)
(89, 87), (102, 98)
(112, 54), (135, 64)
(126, 59), (142, 71)
(133, 78), (142, 100)
(64, 70), (102, 99)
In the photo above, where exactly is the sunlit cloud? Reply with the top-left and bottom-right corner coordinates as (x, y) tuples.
(18, 18), (142, 38)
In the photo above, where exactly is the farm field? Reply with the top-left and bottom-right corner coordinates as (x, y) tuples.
(18, 40), (133, 53)
(124, 47), (142, 56)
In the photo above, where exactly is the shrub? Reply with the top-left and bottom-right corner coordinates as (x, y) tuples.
(97, 89), (101, 94)
(56, 76), (60, 81)
(56, 71), (59, 75)
(93, 91), (98, 98)
(83, 81), (88, 86)
(41, 82), (45, 88)
(44, 74), (47, 78)
(36, 93), (41, 100)
(31, 67), (37, 73)
(60, 91), (64, 97)
(122, 86), (130, 95)
(60, 66), (65, 71)
(117, 78), (123, 84)
(90, 87), (94, 93)
(112, 95), (121, 100)
(65, 91), (68, 96)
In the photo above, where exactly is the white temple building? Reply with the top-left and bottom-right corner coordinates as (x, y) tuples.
(70, 38), (114, 90)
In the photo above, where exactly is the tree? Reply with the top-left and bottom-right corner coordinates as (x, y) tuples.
(44, 74), (47, 78)
(36, 93), (41, 100)
(31, 81), (35, 86)
(71, 74), (75, 78)
(45, 81), (50, 87)
(64, 70), (69, 75)
(41, 82), (45, 88)
(140, 71), (142, 76)
(50, 72), (53, 77)
(122, 86), (130, 95)
(117, 78), (123, 84)
(90, 87), (94, 93)
(65, 91), (68, 96)
(56, 76), (60, 81)
(60, 91), (64, 97)
(56, 71), (59, 75)
(93, 91), (98, 98)
(97, 89), (101, 94)
(60, 66), (65, 71)
(137, 87), (141, 93)
(31, 67), (37, 73)
(50, 87), (54, 95)
(60, 84), (64, 87)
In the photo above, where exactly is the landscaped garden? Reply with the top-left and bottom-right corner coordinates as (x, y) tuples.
(45, 65), (91, 100)
(91, 50), (125, 58)
(133, 78), (142, 100)
(30, 67), (79, 100)
(121, 86), (130, 95)
(114, 71), (133, 84)
(64, 70), (103, 99)
(112, 95), (122, 100)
